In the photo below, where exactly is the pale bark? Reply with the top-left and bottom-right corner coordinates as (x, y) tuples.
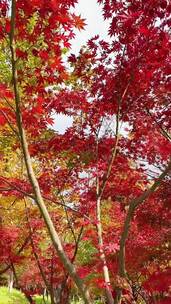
(95, 92), (124, 304)
(95, 138), (119, 304)
(8, 270), (13, 293)
(9, 1), (91, 303)
(96, 197), (114, 304)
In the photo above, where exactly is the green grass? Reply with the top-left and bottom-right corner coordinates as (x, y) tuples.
(33, 295), (51, 304)
(0, 287), (51, 304)
(0, 287), (103, 304)
(0, 287), (28, 304)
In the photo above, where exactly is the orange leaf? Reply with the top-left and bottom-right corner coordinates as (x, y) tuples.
(72, 14), (86, 31)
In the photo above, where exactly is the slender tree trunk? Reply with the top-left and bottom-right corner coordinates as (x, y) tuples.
(57, 224), (84, 304)
(96, 197), (114, 304)
(95, 96), (122, 304)
(8, 270), (14, 293)
(11, 262), (34, 304)
(50, 290), (55, 304)
(9, 1), (91, 303)
(115, 159), (171, 304)
(43, 288), (50, 304)
(25, 203), (56, 304)
(49, 250), (55, 304)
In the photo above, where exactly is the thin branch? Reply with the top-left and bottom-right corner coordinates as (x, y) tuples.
(60, 194), (77, 245)
(3, 96), (16, 112)
(24, 200), (50, 292)
(0, 230), (34, 275)
(0, 108), (19, 137)
(47, 194), (91, 222)
(99, 81), (130, 199)
(94, 82), (131, 304)
(58, 225), (84, 303)
(0, 176), (91, 220)
(145, 107), (171, 141)
(0, 197), (18, 210)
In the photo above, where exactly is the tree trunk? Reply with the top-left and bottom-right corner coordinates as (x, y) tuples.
(96, 197), (114, 304)
(8, 270), (13, 293)
(115, 159), (171, 303)
(9, 1), (91, 303)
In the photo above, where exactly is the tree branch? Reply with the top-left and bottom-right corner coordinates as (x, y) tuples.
(0, 176), (91, 221)
(0, 230), (34, 275)
(115, 158), (171, 304)
(0, 108), (19, 137)
(24, 201), (51, 293)
(95, 82), (131, 304)
(145, 107), (171, 141)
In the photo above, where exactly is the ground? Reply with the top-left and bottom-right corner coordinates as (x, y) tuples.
(0, 287), (50, 304)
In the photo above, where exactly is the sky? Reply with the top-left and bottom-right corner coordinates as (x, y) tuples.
(52, 0), (109, 133)
(71, 0), (109, 54)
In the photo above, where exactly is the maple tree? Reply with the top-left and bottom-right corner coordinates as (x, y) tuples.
(0, 0), (170, 304)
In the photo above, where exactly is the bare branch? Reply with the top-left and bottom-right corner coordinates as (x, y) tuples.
(0, 108), (19, 137)
(145, 107), (171, 141)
